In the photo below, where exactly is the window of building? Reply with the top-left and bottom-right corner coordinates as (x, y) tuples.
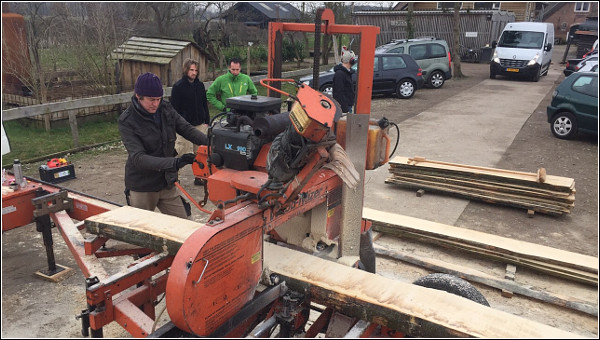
(437, 2), (462, 10)
(574, 2), (590, 12)
(474, 2), (500, 10)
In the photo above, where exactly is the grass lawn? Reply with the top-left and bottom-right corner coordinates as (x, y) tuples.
(2, 80), (300, 168)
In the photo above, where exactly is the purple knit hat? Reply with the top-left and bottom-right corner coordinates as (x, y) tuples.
(134, 72), (163, 97)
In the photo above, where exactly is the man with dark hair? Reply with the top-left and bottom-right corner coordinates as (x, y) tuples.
(171, 58), (210, 160)
(206, 57), (258, 111)
(118, 72), (208, 219)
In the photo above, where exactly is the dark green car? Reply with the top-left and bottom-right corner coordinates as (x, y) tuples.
(547, 71), (598, 139)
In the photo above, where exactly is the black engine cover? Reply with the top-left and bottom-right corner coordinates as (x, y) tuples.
(210, 126), (264, 171)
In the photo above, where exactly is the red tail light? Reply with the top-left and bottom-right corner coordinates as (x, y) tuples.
(448, 52), (452, 67)
(417, 68), (422, 77)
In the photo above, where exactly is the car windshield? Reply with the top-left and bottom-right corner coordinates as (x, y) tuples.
(498, 31), (545, 49)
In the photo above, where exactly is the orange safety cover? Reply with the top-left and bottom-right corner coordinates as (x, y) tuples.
(166, 206), (264, 336)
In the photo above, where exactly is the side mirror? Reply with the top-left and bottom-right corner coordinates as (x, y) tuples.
(491, 41), (497, 48)
(545, 43), (553, 52)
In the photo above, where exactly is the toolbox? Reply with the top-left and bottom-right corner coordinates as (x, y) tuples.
(39, 163), (76, 183)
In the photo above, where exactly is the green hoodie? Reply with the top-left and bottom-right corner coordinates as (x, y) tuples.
(206, 71), (258, 111)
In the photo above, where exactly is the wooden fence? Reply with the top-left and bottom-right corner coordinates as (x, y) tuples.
(353, 10), (516, 56)
(1, 66), (328, 148)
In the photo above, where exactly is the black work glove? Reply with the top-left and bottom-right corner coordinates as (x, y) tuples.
(176, 153), (196, 169)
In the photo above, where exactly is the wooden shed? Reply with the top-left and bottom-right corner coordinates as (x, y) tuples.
(111, 36), (208, 93)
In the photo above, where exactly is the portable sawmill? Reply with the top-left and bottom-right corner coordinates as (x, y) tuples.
(1, 9), (582, 339)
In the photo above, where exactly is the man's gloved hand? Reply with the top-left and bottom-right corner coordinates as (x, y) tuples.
(176, 153), (196, 169)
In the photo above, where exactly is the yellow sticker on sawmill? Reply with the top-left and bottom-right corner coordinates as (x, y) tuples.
(251, 251), (261, 264)
(289, 101), (309, 133)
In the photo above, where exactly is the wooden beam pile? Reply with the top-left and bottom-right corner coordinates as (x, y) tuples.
(363, 208), (598, 286)
(386, 156), (576, 216)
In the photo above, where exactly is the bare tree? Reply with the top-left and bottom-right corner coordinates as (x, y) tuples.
(318, 2), (352, 65)
(147, 3), (193, 36)
(406, 2), (415, 39)
(193, 2), (235, 77)
(52, 3), (144, 94)
(452, 3), (465, 79)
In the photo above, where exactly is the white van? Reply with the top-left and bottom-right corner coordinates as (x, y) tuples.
(490, 22), (554, 82)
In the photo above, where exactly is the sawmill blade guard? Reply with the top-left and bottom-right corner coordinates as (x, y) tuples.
(165, 213), (264, 336)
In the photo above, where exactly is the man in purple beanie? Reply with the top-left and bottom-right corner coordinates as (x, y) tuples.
(118, 72), (208, 219)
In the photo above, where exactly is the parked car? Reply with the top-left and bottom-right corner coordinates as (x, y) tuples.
(564, 49), (598, 76)
(375, 37), (452, 88)
(299, 53), (424, 99)
(547, 71), (598, 139)
(577, 58), (598, 73)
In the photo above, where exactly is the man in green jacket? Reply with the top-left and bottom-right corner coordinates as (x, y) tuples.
(206, 57), (258, 111)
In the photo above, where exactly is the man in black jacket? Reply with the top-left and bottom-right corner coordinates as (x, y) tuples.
(171, 58), (210, 156)
(332, 50), (356, 114)
(119, 72), (208, 219)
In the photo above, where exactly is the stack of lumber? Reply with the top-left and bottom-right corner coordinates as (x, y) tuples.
(363, 208), (598, 286)
(386, 156), (576, 216)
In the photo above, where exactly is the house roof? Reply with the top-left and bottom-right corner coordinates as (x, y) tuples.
(110, 36), (201, 64)
(243, 2), (301, 21)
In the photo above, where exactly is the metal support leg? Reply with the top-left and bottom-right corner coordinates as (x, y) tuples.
(35, 214), (65, 276)
(85, 277), (104, 338)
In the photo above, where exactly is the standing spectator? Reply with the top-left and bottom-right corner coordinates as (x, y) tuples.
(118, 72), (208, 219)
(333, 50), (356, 114)
(206, 57), (258, 112)
(171, 58), (210, 160)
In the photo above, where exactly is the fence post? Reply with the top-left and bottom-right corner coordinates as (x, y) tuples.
(66, 97), (80, 148)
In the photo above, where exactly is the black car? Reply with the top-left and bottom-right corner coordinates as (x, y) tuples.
(300, 53), (424, 99)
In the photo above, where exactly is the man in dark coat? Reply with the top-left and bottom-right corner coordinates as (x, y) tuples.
(332, 50), (356, 113)
(171, 58), (210, 157)
(119, 72), (208, 219)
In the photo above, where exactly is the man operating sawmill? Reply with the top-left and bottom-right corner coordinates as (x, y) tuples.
(118, 72), (209, 219)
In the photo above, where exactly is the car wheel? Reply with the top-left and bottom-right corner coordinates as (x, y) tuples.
(413, 273), (490, 306)
(396, 79), (415, 99)
(489, 72), (496, 79)
(551, 112), (578, 139)
(319, 83), (333, 96)
(531, 68), (540, 82)
(428, 71), (445, 88)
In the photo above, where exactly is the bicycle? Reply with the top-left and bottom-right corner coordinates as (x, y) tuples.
(459, 44), (479, 63)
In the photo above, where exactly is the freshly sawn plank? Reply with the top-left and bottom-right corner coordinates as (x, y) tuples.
(85, 206), (199, 255)
(263, 242), (581, 338)
(363, 208), (598, 283)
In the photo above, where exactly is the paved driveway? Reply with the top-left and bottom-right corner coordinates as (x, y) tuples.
(364, 58), (565, 225)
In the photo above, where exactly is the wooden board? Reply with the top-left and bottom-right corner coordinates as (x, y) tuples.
(373, 244), (598, 316)
(388, 170), (575, 201)
(363, 208), (598, 276)
(84, 206), (200, 255)
(262, 242), (582, 338)
(390, 156), (575, 192)
(385, 177), (572, 215)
